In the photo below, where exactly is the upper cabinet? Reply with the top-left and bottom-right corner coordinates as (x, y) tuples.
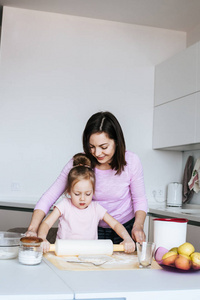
(153, 93), (199, 150)
(153, 41), (200, 150)
(154, 42), (199, 106)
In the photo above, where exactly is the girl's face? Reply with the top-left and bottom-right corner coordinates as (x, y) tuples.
(89, 132), (116, 169)
(69, 179), (93, 210)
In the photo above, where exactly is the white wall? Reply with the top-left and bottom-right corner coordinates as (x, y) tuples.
(0, 7), (186, 205)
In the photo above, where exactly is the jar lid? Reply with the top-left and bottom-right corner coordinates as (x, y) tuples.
(20, 236), (43, 246)
(153, 218), (188, 223)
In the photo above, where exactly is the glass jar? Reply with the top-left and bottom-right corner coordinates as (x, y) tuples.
(18, 237), (43, 265)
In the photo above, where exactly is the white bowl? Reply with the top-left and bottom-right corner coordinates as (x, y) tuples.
(0, 231), (23, 259)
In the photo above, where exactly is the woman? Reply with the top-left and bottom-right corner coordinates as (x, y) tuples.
(27, 111), (148, 243)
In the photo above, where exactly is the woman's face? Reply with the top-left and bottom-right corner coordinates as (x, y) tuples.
(89, 132), (116, 168)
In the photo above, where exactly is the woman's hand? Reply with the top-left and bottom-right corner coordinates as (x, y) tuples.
(41, 240), (50, 254)
(131, 223), (146, 243)
(26, 209), (46, 237)
(25, 230), (37, 237)
(121, 238), (135, 253)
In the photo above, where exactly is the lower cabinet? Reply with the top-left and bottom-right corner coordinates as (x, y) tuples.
(144, 215), (149, 241)
(0, 209), (33, 231)
(0, 208), (58, 232)
(186, 224), (200, 252)
(148, 215), (154, 244)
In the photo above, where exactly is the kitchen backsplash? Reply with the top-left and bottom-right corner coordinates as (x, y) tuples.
(182, 150), (200, 205)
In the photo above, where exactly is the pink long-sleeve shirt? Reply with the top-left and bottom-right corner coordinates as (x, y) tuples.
(35, 151), (148, 228)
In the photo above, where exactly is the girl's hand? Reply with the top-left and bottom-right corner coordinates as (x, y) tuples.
(41, 240), (50, 254)
(121, 238), (135, 253)
(131, 224), (146, 243)
(25, 230), (37, 237)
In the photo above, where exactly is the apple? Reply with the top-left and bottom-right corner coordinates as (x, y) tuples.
(162, 251), (178, 266)
(174, 254), (192, 270)
(154, 247), (168, 264)
(178, 242), (195, 256)
(190, 252), (200, 270)
(169, 247), (178, 254)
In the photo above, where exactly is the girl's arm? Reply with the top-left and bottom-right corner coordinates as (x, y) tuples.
(37, 208), (61, 253)
(103, 212), (135, 253)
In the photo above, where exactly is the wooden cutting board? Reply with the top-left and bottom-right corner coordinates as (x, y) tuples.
(44, 251), (162, 271)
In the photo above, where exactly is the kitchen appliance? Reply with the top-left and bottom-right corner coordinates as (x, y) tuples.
(153, 218), (188, 250)
(167, 182), (182, 207)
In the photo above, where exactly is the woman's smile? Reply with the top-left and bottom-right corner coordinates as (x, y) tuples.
(96, 155), (105, 160)
(89, 132), (116, 169)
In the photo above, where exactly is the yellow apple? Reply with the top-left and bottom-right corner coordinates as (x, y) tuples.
(169, 247), (178, 253)
(174, 254), (192, 270)
(162, 251), (178, 266)
(191, 252), (200, 270)
(178, 242), (195, 256)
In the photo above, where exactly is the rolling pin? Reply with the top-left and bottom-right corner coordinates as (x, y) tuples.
(49, 239), (124, 256)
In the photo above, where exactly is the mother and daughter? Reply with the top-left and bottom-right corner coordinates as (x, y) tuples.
(28, 111), (148, 253)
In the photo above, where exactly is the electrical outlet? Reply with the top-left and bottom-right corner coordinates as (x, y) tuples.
(152, 187), (165, 202)
(11, 182), (21, 191)
(157, 188), (164, 197)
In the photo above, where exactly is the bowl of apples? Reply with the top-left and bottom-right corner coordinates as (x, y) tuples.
(154, 242), (200, 272)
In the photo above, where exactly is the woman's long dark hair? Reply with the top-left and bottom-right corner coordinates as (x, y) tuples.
(82, 111), (126, 174)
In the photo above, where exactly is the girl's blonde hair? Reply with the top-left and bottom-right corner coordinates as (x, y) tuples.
(66, 153), (95, 194)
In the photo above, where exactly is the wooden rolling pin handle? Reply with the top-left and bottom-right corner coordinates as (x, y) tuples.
(113, 244), (125, 252)
(49, 244), (55, 252)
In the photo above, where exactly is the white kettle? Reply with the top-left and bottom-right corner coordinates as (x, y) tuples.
(167, 182), (182, 207)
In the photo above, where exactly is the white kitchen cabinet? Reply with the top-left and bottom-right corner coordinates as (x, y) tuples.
(153, 41), (200, 150)
(153, 93), (197, 149)
(154, 42), (199, 106)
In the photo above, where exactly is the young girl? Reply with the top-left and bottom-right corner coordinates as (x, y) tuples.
(38, 153), (135, 253)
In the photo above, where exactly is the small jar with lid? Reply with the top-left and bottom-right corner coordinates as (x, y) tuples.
(18, 237), (43, 265)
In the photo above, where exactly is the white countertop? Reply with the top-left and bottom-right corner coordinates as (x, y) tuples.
(2, 201), (200, 223)
(0, 258), (73, 300)
(148, 203), (200, 223)
(1, 256), (200, 300)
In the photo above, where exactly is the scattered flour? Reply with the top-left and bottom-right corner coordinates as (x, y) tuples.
(48, 252), (136, 265)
